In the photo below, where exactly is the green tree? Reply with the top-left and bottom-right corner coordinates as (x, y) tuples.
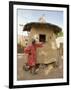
(56, 31), (63, 37)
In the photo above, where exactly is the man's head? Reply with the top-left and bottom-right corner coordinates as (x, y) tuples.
(32, 39), (36, 45)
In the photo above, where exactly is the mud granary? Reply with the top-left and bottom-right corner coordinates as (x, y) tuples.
(23, 21), (62, 64)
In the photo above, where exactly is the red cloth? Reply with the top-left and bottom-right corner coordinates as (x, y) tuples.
(24, 43), (43, 66)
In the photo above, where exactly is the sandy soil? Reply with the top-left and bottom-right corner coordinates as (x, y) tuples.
(17, 54), (63, 80)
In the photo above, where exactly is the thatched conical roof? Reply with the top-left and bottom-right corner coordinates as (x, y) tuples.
(23, 22), (62, 33)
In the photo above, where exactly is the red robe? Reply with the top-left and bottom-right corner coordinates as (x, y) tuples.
(24, 43), (43, 66)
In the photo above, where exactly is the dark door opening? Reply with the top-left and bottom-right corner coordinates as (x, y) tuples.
(39, 34), (46, 42)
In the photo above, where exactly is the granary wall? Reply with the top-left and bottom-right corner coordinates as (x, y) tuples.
(28, 27), (58, 64)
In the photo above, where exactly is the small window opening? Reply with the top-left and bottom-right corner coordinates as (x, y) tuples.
(39, 34), (46, 42)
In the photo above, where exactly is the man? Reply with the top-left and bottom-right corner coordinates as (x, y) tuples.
(24, 39), (44, 74)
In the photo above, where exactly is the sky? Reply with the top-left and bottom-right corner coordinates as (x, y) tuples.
(17, 9), (63, 36)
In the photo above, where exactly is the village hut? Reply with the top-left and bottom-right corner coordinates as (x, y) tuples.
(23, 17), (62, 65)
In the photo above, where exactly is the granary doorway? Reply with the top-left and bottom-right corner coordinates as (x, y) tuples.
(39, 34), (46, 43)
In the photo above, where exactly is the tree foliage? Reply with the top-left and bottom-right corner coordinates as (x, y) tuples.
(56, 31), (63, 37)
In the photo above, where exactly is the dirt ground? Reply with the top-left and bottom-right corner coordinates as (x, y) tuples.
(17, 54), (63, 80)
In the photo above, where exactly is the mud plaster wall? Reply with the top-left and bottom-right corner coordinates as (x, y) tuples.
(28, 27), (58, 64)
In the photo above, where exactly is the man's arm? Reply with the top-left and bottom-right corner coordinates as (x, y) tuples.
(35, 42), (44, 48)
(24, 45), (31, 54)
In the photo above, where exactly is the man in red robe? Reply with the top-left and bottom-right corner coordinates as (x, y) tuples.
(24, 39), (43, 74)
